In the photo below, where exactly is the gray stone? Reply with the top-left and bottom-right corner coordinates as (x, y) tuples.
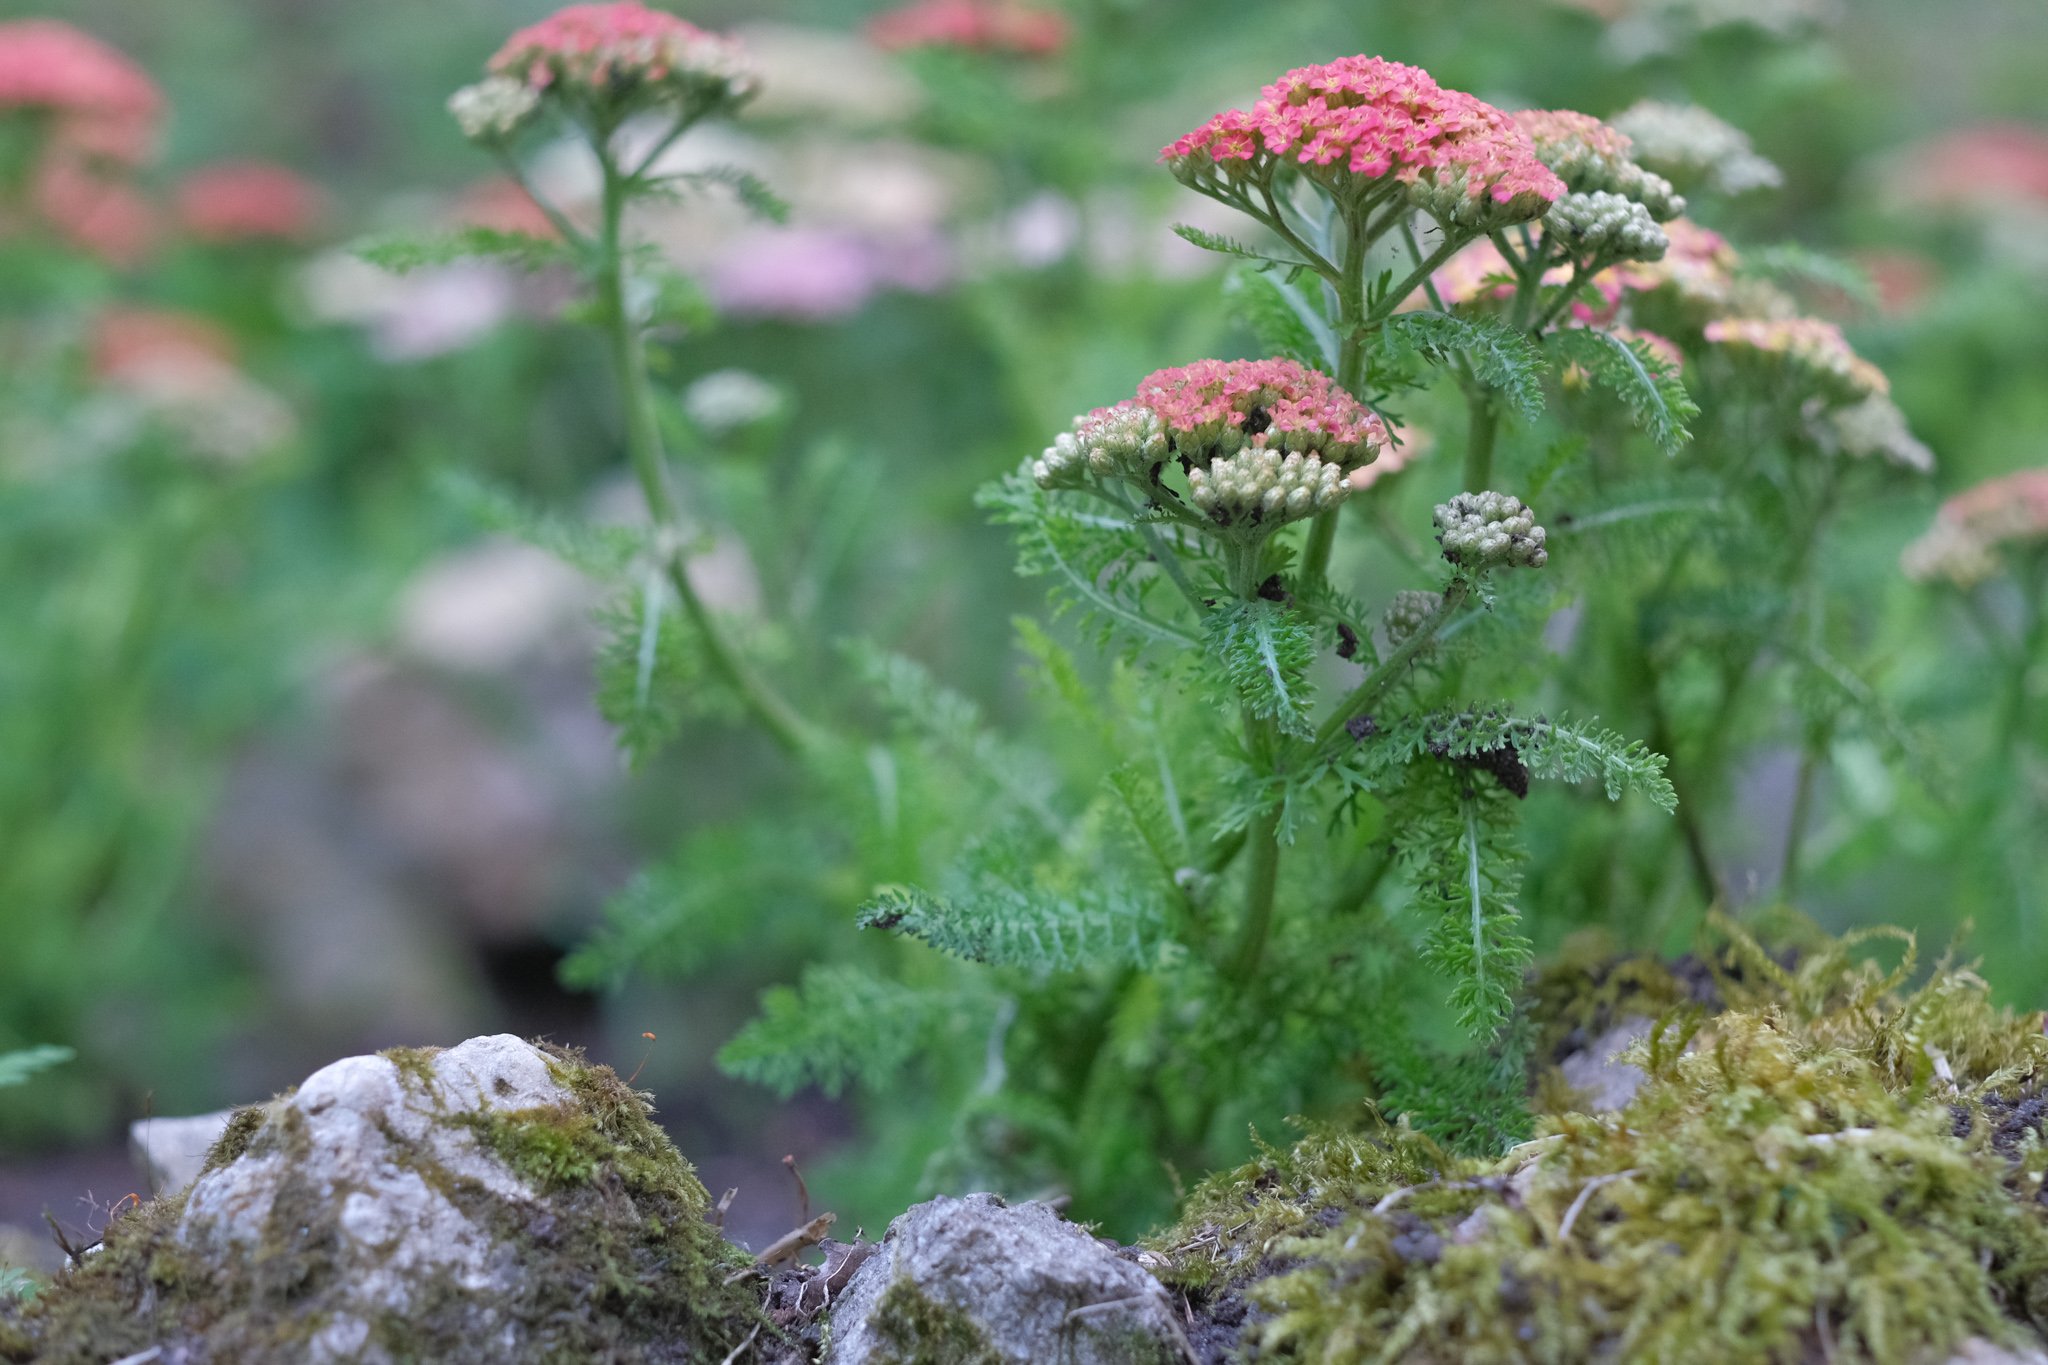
(1557, 1017), (1653, 1112)
(129, 1109), (238, 1195)
(823, 1192), (1184, 1365)
(1948, 1339), (2048, 1365)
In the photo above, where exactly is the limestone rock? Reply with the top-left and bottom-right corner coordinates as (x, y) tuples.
(2, 1036), (758, 1364)
(128, 1109), (238, 1195)
(1557, 1016), (1653, 1112)
(823, 1192), (1183, 1365)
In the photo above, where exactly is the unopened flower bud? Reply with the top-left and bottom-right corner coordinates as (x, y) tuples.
(448, 76), (542, 142)
(1545, 191), (1670, 262)
(1609, 101), (1782, 198)
(1514, 109), (1686, 221)
(1187, 448), (1349, 529)
(1434, 491), (1549, 569)
(1383, 589), (1443, 648)
(1033, 401), (1169, 489)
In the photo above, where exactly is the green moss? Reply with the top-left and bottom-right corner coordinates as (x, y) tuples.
(865, 1277), (1006, 1365)
(199, 1104), (271, 1178)
(379, 1045), (445, 1093)
(1154, 917), (2048, 1364)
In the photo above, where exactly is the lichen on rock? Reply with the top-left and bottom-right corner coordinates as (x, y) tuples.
(1153, 916), (2048, 1363)
(0, 1034), (761, 1364)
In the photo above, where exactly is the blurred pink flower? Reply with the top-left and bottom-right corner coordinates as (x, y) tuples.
(90, 307), (238, 380)
(450, 177), (561, 238)
(31, 153), (159, 265)
(1903, 467), (2048, 586)
(0, 19), (162, 165)
(1886, 123), (2048, 208)
(487, 2), (754, 103)
(707, 225), (949, 320)
(867, 0), (1071, 56)
(175, 160), (326, 243)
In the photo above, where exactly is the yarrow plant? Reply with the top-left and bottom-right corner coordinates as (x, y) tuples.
(432, 11), (1942, 1230)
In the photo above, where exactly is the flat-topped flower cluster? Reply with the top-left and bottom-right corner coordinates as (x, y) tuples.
(1703, 316), (1890, 404)
(1034, 358), (1390, 534)
(1904, 468), (2048, 587)
(1160, 56), (1563, 226)
(456, 0), (755, 135)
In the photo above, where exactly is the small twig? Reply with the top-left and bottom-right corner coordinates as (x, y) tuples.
(1371, 1177), (1492, 1216)
(716, 1323), (762, 1365)
(626, 1032), (658, 1086)
(1814, 1302), (1838, 1364)
(1557, 1169), (1642, 1244)
(43, 1211), (84, 1262)
(713, 1187), (737, 1230)
(726, 1212), (837, 1283)
(108, 1350), (163, 1365)
(782, 1153), (810, 1223)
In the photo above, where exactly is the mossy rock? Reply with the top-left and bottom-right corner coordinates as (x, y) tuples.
(1154, 919), (2048, 1364)
(0, 1035), (762, 1364)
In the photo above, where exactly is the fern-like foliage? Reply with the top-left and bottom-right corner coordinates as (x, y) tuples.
(1551, 327), (1698, 454)
(858, 847), (1166, 973)
(0, 1045), (72, 1089)
(1400, 765), (1533, 1038)
(847, 639), (1064, 831)
(646, 165), (790, 222)
(1205, 600), (1318, 739)
(978, 467), (1201, 653)
(1171, 224), (1316, 276)
(717, 964), (968, 1098)
(1224, 267), (1339, 372)
(356, 227), (576, 274)
(1373, 1015), (1535, 1155)
(594, 578), (720, 766)
(1382, 311), (1548, 420)
(435, 469), (645, 580)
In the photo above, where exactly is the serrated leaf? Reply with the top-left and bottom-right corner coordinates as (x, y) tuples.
(1225, 267), (1337, 372)
(652, 165), (790, 223)
(858, 877), (1162, 973)
(717, 965), (965, 1098)
(434, 469), (646, 579)
(0, 1045), (72, 1089)
(1552, 327), (1697, 454)
(1204, 599), (1317, 739)
(355, 227), (574, 275)
(1384, 312), (1547, 421)
(1171, 224), (1315, 274)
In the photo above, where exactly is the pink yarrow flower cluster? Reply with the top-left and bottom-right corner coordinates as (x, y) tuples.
(486, 3), (755, 108)
(0, 19), (162, 164)
(1161, 56), (1563, 227)
(175, 161), (326, 243)
(867, 0), (1070, 57)
(1703, 316), (1889, 404)
(1136, 358), (1389, 468)
(1903, 468), (2048, 587)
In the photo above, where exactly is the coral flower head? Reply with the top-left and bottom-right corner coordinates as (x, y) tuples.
(0, 19), (163, 165)
(483, 3), (756, 115)
(1161, 56), (1563, 229)
(175, 161), (326, 243)
(868, 0), (1071, 56)
(1703, 316), (1889, 405)
(1903, 468), (2048, 586)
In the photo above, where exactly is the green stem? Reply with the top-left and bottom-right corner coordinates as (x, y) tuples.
(596, 163), (815, 759)
(1314, 577), (1472, 751)
(1779, 729), (1824, 899)
(1463, 392), (1498, 494)
(1301, 208), (1374, 586)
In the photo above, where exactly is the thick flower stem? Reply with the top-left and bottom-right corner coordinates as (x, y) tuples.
(1463, 391), (1498, 494)
(596, 166), (814, 759)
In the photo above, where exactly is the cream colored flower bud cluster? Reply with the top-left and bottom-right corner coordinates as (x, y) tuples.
(1032, 402), (1169, 490)
(1807, 394), (1934, 474)
(1383, 589), (1444, 647)
(448, 76), (543, 142)
(1610, 101), (1782, 197)
(1434, 491), (1549, 569)
(1187, 448), (1349, 528)
(1546, 192), (1670, 263)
